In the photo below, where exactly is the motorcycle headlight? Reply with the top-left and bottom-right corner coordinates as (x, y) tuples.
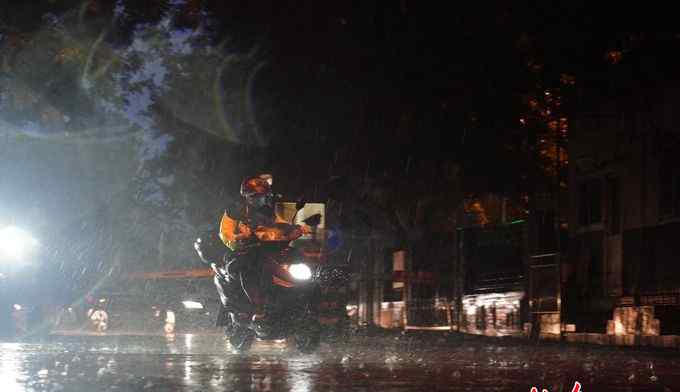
(288, 263), (312, 280)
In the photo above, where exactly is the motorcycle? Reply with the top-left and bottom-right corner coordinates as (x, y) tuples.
(209, 203), (333, 353)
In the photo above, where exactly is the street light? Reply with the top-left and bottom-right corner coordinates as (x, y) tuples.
(0, 226), (38, 261)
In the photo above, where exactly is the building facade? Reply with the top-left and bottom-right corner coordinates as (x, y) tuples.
(567, 87), (680, 337)
(458, 221), (527, 336)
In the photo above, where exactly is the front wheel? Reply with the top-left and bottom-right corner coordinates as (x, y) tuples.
(225, 315), (255, 353)
(228, 326), (255, 353)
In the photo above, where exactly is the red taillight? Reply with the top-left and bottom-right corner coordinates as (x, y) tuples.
(272, 275), (295, 288)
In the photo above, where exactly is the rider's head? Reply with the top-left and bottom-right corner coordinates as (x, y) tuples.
(240, 174), (274, 209)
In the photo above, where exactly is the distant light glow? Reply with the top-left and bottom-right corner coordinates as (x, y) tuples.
(614, 320), (625, 335)
(166, 310), (176, 324)
(0, 226), (38, 260)
(12, 304), (22, 311)
(466, 305), (478, 316)
(99, 298), (107, 303)
(182, 301), (203, 309)
(462, 292), (525, 336)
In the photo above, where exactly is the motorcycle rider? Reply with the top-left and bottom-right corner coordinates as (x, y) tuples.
(194, 174), (305, 327)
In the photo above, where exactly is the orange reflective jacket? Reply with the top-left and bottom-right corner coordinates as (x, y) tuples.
(218, 212), (252, 250)
(218, 210), (302, 250)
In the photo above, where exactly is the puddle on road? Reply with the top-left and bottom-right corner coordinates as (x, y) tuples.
(1, 336), (679, 391)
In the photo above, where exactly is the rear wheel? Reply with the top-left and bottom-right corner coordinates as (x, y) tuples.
(294, 330), (320, 353)
(294, 319), (321, 353)
(326, 316), (351, 343)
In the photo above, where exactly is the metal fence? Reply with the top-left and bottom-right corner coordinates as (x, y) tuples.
(405, 299), (452, 329)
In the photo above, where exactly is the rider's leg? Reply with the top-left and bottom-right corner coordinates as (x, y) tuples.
(226, 251), (269, 335)
(226, 251), (263, 309)
(215, 253), (254, 314)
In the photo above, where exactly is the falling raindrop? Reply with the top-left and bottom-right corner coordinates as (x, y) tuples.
(97, 367), (108, 379)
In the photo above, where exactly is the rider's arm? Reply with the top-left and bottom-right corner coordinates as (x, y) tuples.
(219, 211), (252, 250)
(287, 224), (312, 240)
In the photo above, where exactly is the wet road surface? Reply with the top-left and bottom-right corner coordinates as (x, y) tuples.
(1, 333), (680, 391)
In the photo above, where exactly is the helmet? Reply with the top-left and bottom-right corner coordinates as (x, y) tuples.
(240, 174), (274, 209)
(240, 174), (273, 198)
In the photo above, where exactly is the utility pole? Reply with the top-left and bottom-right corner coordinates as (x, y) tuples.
(554, 124), (564, 340)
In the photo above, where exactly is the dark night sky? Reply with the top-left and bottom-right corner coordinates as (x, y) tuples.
(4, 2), (680, 201)
(4, 1), (680, 296)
